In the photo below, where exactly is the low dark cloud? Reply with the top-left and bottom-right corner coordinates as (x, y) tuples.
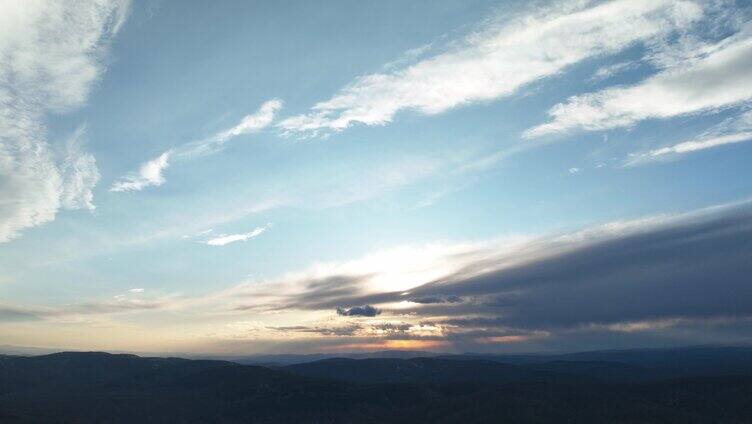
(225, 203), (752, 352)
(265, 275), (377, 312)
(336, 305), (381, 317)
(268, 325), (362, 337)
(407, 206), (752, 331)
(320, 204), (752, 349)
(0, 298), (165, 323)
(72, 300), (164, 314)
(435, 317), (510, 327)
(0, 307), (41, 322)
(409, 295), (463, 304)
(372, 322), (412, 332)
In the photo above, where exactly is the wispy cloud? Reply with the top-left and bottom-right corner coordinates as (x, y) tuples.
(177, 99), (283, 159)
(525, 22), (752, 138)
(215, 100), (283, 141)
(0, 289), (164, 324)
(111, 99), (282, 192)
(589, 60), (639, 82)
(626, 110), (752, 165)
(59, 125), (101, 211)
(278, 0), (704, 137)
(204, 224), (270, 246)
(639, 133), (752, 162)
(109, 150), (171, 192)
(0, 0), (130, 243)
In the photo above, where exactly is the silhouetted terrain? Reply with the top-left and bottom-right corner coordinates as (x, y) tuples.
(282, 357), (569, 384)
(1, 348), (752, 423)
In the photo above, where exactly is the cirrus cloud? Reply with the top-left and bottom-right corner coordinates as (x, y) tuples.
(0, 0), (130, 243)
(525, 22), (752, 138)
(204, 224), (271, 246)
(279, 0), (704, 137)
(109, 150), (171, 192)
(111, 99), (283, 192)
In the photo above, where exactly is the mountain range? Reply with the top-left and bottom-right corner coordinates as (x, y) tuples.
(1, 346), (752, 422)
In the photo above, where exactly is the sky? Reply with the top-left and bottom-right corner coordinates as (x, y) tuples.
(1, 0), (752, 355)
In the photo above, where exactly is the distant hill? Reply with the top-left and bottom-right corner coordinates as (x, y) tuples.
(233, 349), (441, 366)
(282, 357), (569, 384)
(281, 356), (656, 384)
(436, 345), (752, 379)
(1, 349), (752, 422)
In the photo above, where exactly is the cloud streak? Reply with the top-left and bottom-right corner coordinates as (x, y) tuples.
(204, 224), (270, 246)
(111, 99), (282, 192)
(279, 0), (704, 137)
(627, 110), (752, 165)
(525, 22), (752, 138)
(110, 150), (171, 192)
(177, 99), (283, 159)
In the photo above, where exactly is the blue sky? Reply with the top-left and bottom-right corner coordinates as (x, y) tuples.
(1, 0), (752, 354)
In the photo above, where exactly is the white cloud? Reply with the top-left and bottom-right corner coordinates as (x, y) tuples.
(568, 167), (580, 174)
(590, 61), (639, 81)
(278, 0), (704, 137)
(204, 224), (270, 246)
(650, 132), (752, 156)
(525, 23), (752, 138)
(178, 98), (283, 159)
(214, 99), (283, 143)
(109, 151), (171, 192)
(0, 0), (129, 243)
(112, 99), (282, 192)
(59, 126), (100, 211)
(626, 110), (752, 165)
(128, 288), (144, 293)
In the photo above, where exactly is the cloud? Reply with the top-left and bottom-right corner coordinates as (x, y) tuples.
(525, 22), (752, 138)
(626, 110), (752, 165)
(278, 0), (703, 137)
(0, 294), (163, 323)
(409, 295), (463, 304)
(267, 324), (362, 337)
(226, 240), (532, 315)
(213, 99), (283, 144)
(0, 306), (42, 322)
(6, 201), (752, 351)
(398, 203), (752, 332)
(589, 61), (639, 81)
(204, 224), (270, 246)
(71, 298), (164, 314)
(649, 132), (752, 156)
(0, 0), (129, 243)
(109, 150), (171, 192)
(217, 200), (752, 350)
(178, 98), (283, 159)
(111, 99), (282, 192)
(336, 305), (381, 317)
(59, 126), (100, 211)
